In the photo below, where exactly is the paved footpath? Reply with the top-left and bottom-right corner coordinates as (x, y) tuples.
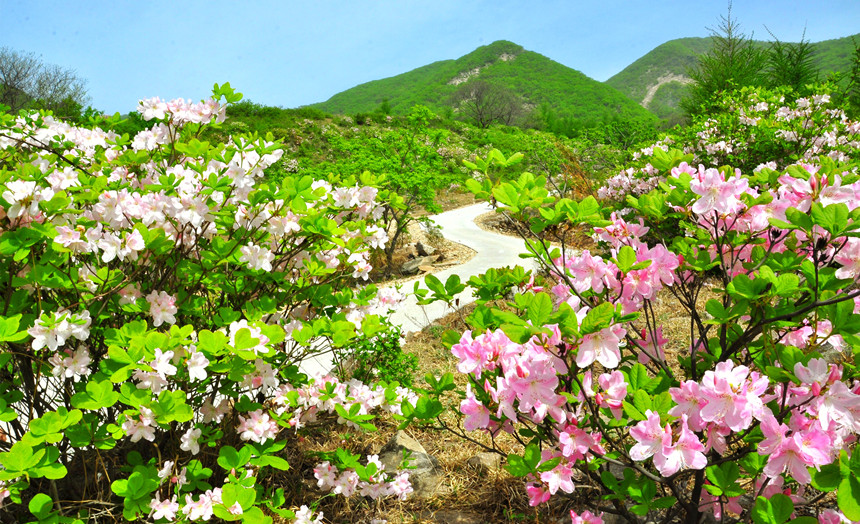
(299, 203), (536, 376)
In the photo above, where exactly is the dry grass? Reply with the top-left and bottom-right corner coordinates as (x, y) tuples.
(280, 302), (602, 523)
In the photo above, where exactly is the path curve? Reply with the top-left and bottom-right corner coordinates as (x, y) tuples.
(388, 202), (534, 333)
(300, 203), (534, 375)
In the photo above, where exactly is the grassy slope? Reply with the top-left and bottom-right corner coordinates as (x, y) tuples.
(607, 33), (859, 107)
(311, 40), (654, 123)
(605, 37), (712, 104)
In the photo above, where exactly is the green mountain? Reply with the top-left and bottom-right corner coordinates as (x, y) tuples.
(310, 40), (655, 125)
(606, 33), (859, 122)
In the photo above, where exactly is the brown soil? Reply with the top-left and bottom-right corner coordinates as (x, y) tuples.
(475, 210), (597, 252)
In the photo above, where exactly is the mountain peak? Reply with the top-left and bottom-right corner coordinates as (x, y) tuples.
(310, 41), (654, 126)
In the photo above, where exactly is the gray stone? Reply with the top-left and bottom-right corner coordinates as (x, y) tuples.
(421, 510), (484, 523)
(378, 430), (442, 498)
(820, 340), (851, 364)
(465, 452), (501, 473)
(401, 255), (438, 274)
(416, 242), (437, 257)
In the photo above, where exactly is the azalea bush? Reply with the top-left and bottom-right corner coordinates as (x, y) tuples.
(408, 146), (860, 523)
(0, 85), (417, 522)
(599, 85), (860, 202)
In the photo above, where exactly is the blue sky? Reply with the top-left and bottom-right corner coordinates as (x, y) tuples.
(1, 0), (858, 114)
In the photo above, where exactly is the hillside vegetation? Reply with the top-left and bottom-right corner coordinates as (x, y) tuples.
(311, 40), (655, 130)
(606, 32), (860, 121)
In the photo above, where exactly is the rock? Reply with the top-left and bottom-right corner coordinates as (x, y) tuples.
(401, 255), (438, 274)
(416, 242), (437, 256)
(608, 462), (626, 480)
(421, 510), (484, 523)
(465, 452), (500, 474)
(378, 430), (442, 498)
(820, 339), (850, 364)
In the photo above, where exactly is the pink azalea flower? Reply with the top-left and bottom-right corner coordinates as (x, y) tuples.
(570, 510), (604, 524)
(690, 167), (748, 216)
(653, 415), (707, 477)
(634, 326), (668, 365)
(146, 290), (177, 327)
(237, 409), (278, 444)
(629, 410), (669, 461)
(539, 462), (575, 495)
(597, 371), (627, 419)
(669, 381), (706, 431)
(179, 427), (202, 455)
(575, 325), (625, 369)
(526, 482), (551, 506)
(763, 436), (812, 485)
(149, 494), (179, 520)
(834, 237), (860, 280)
(460, 384), (491, 431)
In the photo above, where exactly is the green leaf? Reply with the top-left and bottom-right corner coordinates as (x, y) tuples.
(626, 364), (651, 391)
(252, 454), (290, 471)
(493, 184), (520, 210)
(28, 493), (54, 519)
(838, 475), (860, 520)
(217, 446), (253, 471)
(616, 245), (637, 273)
(810, 462), (841, 492)
(527, 293), (553, 326)
(622, 400), (646, 421)
(505, 454), (531, 477)
(580, 302), (614, 334)
(752, 493), (794, 524)
(0, 314), (27, 342)
(71, 378), (119, 410)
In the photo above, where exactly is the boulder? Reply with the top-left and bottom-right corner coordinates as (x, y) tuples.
(401, 255), (438, 274)
(378, 430), (442, 498)
(416, 242), (437, 257)
(465, 452), (500, 474)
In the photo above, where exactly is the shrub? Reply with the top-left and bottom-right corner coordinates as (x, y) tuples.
(337, 318), (418, 386)
(409, 143), (860, 522)
(0, 84), (414, 522)
(598, 85), (860, 203)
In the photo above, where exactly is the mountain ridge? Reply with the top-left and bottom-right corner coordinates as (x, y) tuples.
(310, 40), (656, 126)
(606, 33), (860, 121)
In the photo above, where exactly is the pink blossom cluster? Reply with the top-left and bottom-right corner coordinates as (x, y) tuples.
(671, 162), (860, 279)
(646, 358), (860, 488)
(453, 327), (571, 426)
(271, 373), (418, 430)
(451, 327), (614, 504)
(596, 167), (661, 200)
(237, 409), (279, 444)
(569, 510), (604, 524)
(27, 309), (91, 351)
(597, 89), (860, 203)
(138, 96), (227, 126)
(552, 212), (679, 319)
(313, 456), (413, 500)
(686, 163), (755, 216)
(2, 102), (392, 356)
(47, 346), (92, 382)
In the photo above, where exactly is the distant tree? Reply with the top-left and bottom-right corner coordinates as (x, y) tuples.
(681, 3), (767, 116)
(765, 28), (818, 95)
(0, 46), (89, 114)
(376, 98), (391, 115)
(451, 80), (522, 128)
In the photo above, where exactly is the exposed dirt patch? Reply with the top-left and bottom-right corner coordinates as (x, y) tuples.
(369, 220), (477, 287)
(641, 73), (693, 108)
(475, 210), (597, 252)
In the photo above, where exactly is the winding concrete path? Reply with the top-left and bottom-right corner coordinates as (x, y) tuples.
(299, 202), (535, 376)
